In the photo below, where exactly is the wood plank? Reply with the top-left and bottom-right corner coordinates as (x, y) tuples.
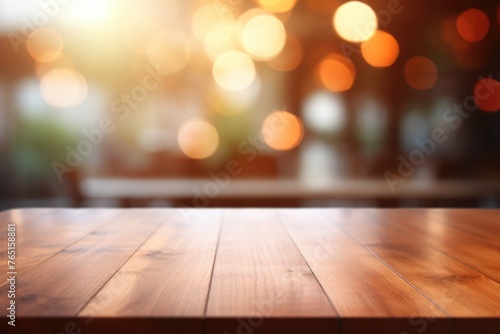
(368, 243), (500, 334)
(427, 209), (500, 245)
(0, 208), (167, 334)
(370, 241), (500, 321)
(0, 209), (74, 275)
(376, 209), (500, 285)
(0, 209), (120, 280)
(280, 209), (450, 334)
(206, 209), (338, 334)
(78, 209), (223, 334)
(337, 209), (500, 333)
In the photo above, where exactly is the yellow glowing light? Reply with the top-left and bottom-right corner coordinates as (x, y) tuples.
(361, 30), (399, 67)
(317, 54), (356, 92)
(213, 50), (256, 91)
(267, 34), (304, 71)
(123, 15), (162, 54)
(262, 111), (303, 151)
(178, 119), (219, 159)
(26, 28), (63, 63)
(404, 56), (438, 90)
(146, 29), (190, 76)
(65, 0), (110, 24)
(333, 1), (377, 42)
(204, 22), (239, 61)
(40, 68), (88, 108)
(256, 0), (298, 13)
(240, 13), (286, 60)
(192, 4), (235, 42)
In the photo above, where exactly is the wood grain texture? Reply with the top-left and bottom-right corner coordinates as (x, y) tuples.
(78, 209), (223, 334)
(375, 209), (500, 285)
(337, 208), (500, 334)
(0, 209), (119, 280)
(206, 209), (338, 334)
(1, 208), (499, 334)
(280, 209), (450, 334)
(0, 209), (166, 318)
(434, 209), (500, 244)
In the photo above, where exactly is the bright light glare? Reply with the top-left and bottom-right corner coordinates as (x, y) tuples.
(333, 1), (377, 42)
(40, 69), (88, 108)
(204, 23), (239, 61)
(240, 13), (286, 60)
(213, 51), (256, 91)
(65, 0), (110, 24)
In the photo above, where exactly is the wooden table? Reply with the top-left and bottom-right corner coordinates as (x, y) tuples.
(1, 208), (499, 334)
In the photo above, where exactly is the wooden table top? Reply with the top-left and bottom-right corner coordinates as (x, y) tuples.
(1, 208), (500, 334)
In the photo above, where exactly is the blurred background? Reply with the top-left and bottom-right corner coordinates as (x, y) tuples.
(1, 0), (500, 209)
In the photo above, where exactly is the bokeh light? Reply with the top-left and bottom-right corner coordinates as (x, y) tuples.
(256, 0), (298, 13)
(26, 28), (64, 63)
(333, 1), (377, 42)
(404, 56), (438, 90)
(303, 91), (346, 133)
(146, 29), (190, 76)
(192, 3), (235, 42)
(317, 53), (356, 92)
(456, 8), (489, 42)
(213, 50), (256, 91)
(178, 119), (219, 159)
(267, 34), (304, 72)
(204, 22), (239, 62)
(123, 15), (162, 54)
(361, 30), (399, 67)
(441, 17), (489, 69)
(262, 111), (303, 151)
(40, 68), (88, 108)
(474, 77), (500, 112)
(240, 12), (286, 60)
